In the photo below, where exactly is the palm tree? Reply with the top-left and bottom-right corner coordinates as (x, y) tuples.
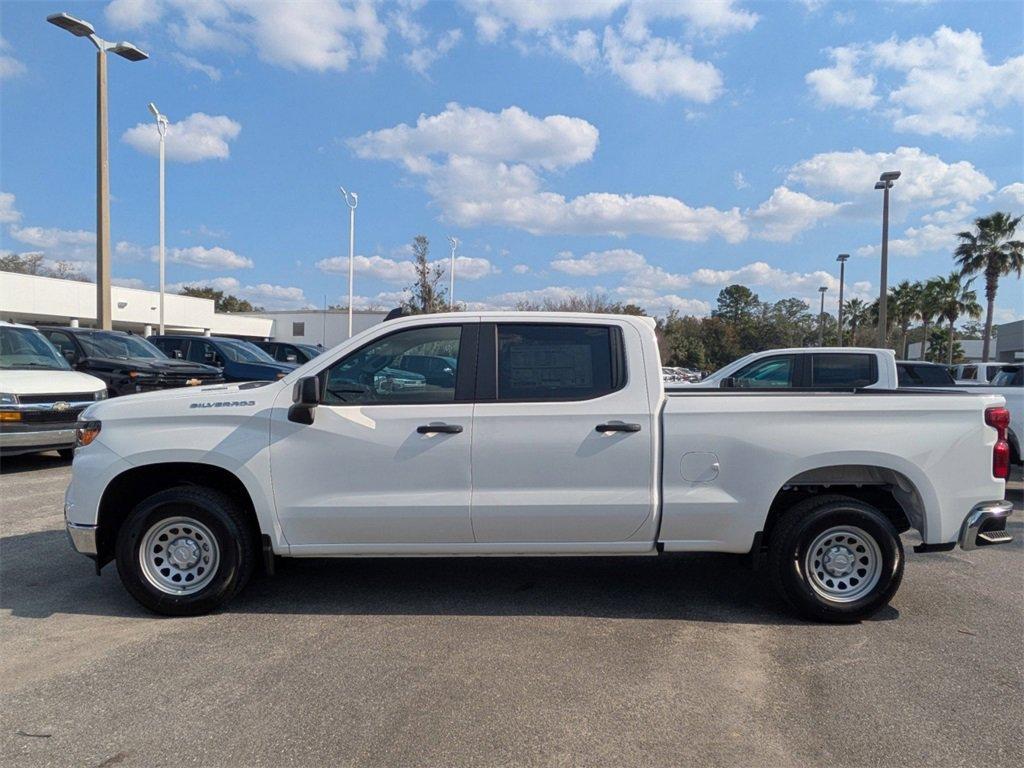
(954, 212), (1024, 361)
(844, 298), (869, 343)
(917, 278), (943, 360)
(932, 271), (982, 364)
(889, 280), (922, 359)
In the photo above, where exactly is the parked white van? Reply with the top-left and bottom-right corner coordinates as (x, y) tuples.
(0, 321), (107, 458)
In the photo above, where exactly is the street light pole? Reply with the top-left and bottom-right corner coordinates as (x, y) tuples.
(874, 170), (900, 349)
(446, 236), (458, 308)
(47, 13), (148, 330)
(818, 286), (828, 347)
(836, 253), (849, 346)
(339, 187), (358, 338)
(148, 103), (168, 334)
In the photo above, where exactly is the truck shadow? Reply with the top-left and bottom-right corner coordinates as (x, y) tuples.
(0, 526), (916, 626)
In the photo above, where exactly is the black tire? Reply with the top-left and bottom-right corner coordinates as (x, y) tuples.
(57, 448), (74, 461)
(768, 494), (904, 623)
(115, 485), (257, 616)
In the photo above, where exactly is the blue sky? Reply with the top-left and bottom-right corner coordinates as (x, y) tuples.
(1, 0), (1022, 319)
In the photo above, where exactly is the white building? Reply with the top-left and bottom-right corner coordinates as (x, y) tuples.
(0, 272), (272, 338)
(0, 272), (390, 344)
(237, 309), (387, 348)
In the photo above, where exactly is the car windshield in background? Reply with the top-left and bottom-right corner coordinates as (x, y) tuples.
(78, 332), (166, 360)
(296, 344), (322, 357)
(0, 326), (72, 370)
(991, 367), (1022, 387)
(218, 339), (278, 364)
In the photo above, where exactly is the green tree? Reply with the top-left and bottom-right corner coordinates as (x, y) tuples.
(931, 271), (982, 364)
(889, 280), (922, 359)
(954, 212), (1024, 361)
(403, 235), (449, 314)
(843, 298), (869, 344)
(916, 278), (943, 360)
(712, 284), (761, 324)
(178, 285), (259, 313)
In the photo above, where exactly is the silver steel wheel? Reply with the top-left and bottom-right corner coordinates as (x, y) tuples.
(139, 516), (220, 596)
(803, 525), (882, 603)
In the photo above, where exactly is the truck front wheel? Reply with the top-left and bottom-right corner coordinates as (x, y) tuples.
(115, 486), (256, 616)
(768, 495), (904, 623)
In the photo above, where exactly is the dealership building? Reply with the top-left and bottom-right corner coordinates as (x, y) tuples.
(0, 272), (386, 345)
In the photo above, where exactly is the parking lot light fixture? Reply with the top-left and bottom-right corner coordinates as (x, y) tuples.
(836, 254), (850, 346)
(47, 12), (149, 330)
(149, 103), (169, 334)
(818, 286), (829, 347)
(339, 187), (358, 338)
(875, 170), (900, 349)
(447, 236), (458, 308)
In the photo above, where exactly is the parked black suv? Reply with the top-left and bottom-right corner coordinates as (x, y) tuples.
(896, 361), (957, 388)
(39, 327), (224, 397)
(252, 340), (323, 364)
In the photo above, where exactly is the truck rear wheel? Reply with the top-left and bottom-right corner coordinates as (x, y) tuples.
(115, 486), (256, 616)
(767, 495), (904, 623)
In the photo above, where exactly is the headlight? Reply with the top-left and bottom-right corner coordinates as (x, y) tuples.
(0, 392), (18, 405)
(94, 389), (108, 400)
(76, 419), (102, 447)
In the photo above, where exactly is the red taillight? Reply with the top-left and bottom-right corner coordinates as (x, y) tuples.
(985, 406), (1011, 479)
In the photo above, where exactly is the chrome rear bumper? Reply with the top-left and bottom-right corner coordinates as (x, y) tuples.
(959, 500), (1014, 550)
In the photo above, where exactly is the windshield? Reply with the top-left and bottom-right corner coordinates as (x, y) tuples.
(296, 344), (322, 357)
(217, 339), (278, 364)
(0, 326), (72, 370)
(991, 368), (1022, 387)
(78, 332), (167, 360)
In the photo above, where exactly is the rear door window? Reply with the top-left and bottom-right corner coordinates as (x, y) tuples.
(495, 324), (623, 401)
(811, 354), (876, 388)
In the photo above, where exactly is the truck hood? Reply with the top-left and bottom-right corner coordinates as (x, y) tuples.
(84, 379), (283, 417)
(0, 369), (106, 395)
(82, 356), (222, 375)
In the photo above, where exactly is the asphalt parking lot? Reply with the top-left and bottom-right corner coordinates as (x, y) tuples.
(1, 455), (1021, 768)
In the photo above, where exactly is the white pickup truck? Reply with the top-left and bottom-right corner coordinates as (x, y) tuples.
(64, 313), (1014, 621)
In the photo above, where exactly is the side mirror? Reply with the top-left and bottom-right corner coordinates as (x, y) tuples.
(720, 377), (736, 389)
(288, 376), (320, 425)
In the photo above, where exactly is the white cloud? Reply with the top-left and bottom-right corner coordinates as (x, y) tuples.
(350, 102), (599, 172)
(747, 186), (844, 241)
(621, 0), (758, 39)
(171, 52), (222, 81)
(460, 0), (624, 41)
(806, 47), (878, 109)
(9, 225), (94, 252)
(405, 28), (462, 75)
(0, 36), (26, 80)
(993, 183), (1024, 209)
(107, 0), (388, 72)
(166, 245), (253, 270)
(168, 275), (308, 309)
(602, 28), (723, 103)
(0, 192), (22, 224)
(551, 248), (647, 276)
(733, 171), (749, 190)
(316, 253), (495, 282)
(805, 27), (1024, 139)
(512, 263), (531, 274)
(122, 113), (242, 163)
(855, 201), (976, 259)
(548, 29), (601, 68)
(354, 104), (846, 243)
(788, 146), (995, 208)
